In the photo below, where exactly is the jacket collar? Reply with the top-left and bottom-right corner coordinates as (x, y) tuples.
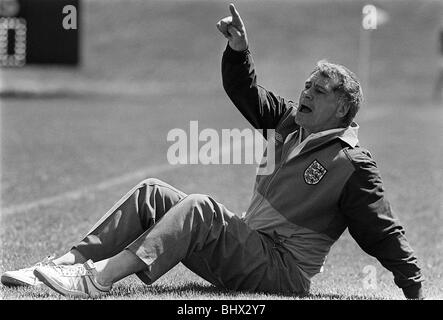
(291, 122), (359, 158)
(336, 122), (359, 148)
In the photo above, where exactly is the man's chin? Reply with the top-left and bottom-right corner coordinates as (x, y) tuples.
(294, 114), (305, 127)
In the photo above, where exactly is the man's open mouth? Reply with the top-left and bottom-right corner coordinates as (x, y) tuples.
(299, 104), (313, 113)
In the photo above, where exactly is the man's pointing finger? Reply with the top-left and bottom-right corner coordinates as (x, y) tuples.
(229, 3), (242, 21)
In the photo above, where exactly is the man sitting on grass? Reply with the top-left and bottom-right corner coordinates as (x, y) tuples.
(1, 4), (424, 299)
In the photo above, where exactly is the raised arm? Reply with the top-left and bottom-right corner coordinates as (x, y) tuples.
(217, 4), (294, 132)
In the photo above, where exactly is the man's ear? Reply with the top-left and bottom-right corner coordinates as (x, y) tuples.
(336, 103), (350, 120)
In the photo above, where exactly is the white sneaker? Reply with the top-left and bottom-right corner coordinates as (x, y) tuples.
(34, 260), (111, 298)
(1, 255), (56, 287)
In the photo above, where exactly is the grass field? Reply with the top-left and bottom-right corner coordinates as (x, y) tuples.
(1, 0), (442, 300)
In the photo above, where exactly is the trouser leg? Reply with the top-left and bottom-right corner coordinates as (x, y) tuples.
(72, 178), (308, 294)
(125, 194), (309, 294)
(73, 178), (186, 262)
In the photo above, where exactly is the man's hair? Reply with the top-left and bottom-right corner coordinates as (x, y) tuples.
(311, 60), (363, 127)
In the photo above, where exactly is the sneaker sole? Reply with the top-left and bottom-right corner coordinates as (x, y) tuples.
(33, 269), (89, 299)
(1, 274), (41, 287)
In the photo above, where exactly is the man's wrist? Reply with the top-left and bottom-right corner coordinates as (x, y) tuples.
(402, 283), (424, 299)
(224, 43), (250, 63)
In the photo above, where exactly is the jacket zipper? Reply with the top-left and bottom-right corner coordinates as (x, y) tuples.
(247, 136), (296, 217)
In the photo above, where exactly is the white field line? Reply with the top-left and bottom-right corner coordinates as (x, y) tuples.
(1, 135), (257, 217)
(1, 163), (182, 217)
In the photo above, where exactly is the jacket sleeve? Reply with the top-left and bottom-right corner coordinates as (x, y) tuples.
(222, 44), (293, 135)
(340, 149), (424, 299)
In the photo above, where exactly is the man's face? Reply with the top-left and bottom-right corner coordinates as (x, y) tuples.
(295, 71), (345, 134)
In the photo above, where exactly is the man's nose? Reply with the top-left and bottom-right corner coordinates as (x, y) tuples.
(304, 92), (313, 101)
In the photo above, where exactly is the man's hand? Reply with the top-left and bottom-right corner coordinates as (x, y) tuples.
(403, 284), (424, 300)
(216, 3), (249, 52)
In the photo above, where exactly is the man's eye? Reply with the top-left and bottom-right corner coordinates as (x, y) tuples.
(315, 88), (324, 94)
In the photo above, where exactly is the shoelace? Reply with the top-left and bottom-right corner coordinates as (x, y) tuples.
(19, 255), (56, 272)
(53, 264), (92, 277)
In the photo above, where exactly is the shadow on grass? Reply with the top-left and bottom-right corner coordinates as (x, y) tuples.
(111, 282), (239, 298)
(110, 282), (385, 300)
(1, 269), (387, 301)
(1, 285), (65, 300)
(1, 282), (386, 300)
(304, 293), (386, 300)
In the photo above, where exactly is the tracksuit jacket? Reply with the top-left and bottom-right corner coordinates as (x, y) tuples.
(221, 44), (424, 299)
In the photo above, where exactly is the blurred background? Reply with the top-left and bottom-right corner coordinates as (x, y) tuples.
(1, 0), (442, 299)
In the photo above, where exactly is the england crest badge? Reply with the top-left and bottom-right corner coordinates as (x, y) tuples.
(304, 160), (327, 185)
